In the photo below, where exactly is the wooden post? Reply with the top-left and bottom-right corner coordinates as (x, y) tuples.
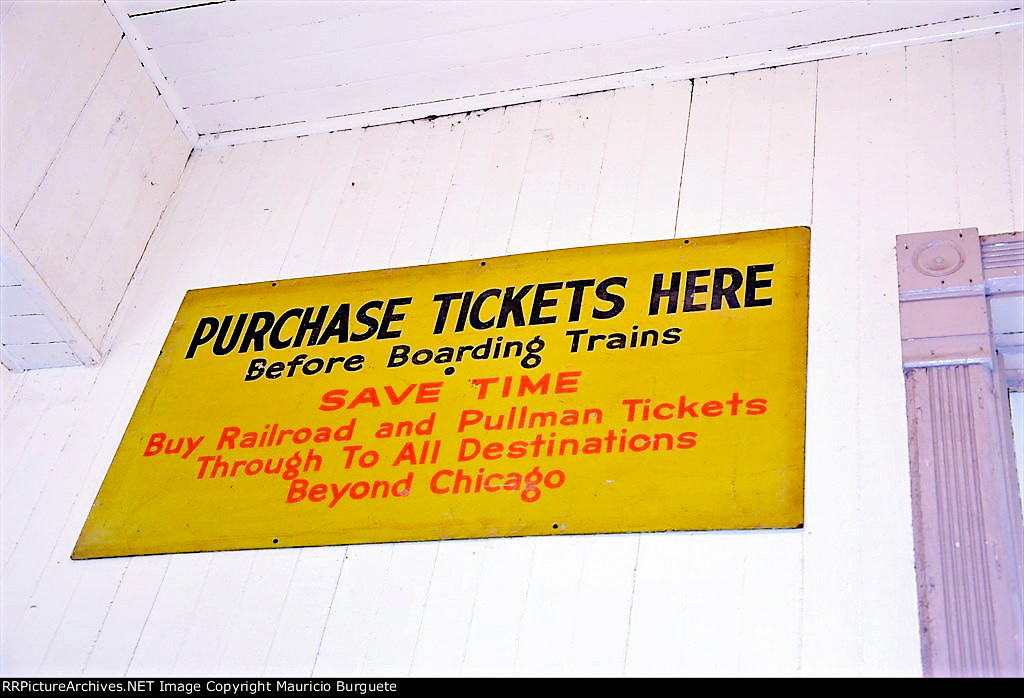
(897, 227), (1023, 677)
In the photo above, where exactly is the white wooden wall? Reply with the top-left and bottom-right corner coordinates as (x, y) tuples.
(1, 29), (1021, 677)
(0, 0), (191, 366)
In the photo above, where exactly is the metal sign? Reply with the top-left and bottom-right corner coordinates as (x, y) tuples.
(73, 227), (809, 558)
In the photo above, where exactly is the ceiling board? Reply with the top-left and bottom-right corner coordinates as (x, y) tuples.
(103, 0), (1024, 148)
(128, 0), (405, 46)
(150, 1), (620, 79)
(170, 1), (835, 107)
(120, 1), (226, 16)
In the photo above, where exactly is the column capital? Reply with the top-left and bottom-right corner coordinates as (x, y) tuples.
(896, 228), (991, 368)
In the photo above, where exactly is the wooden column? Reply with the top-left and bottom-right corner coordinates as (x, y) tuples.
(897, 227), (1023, 677)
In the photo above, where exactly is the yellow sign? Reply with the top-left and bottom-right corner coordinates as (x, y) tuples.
(73, 227), (809, 558)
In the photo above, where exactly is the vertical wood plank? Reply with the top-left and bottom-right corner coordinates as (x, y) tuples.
(1001, 32), (1023, 233)
(14, 345), (159, 674)
(589, 86), (653, 245)
(564, 534), (638, 675)
(387, 114), (469, 269)
(406, 539), (486, 676)
(213, 549), (299, 675)
(464, 102), (541, 260)
(906, 41), (959, 230)
(277, 129), (366, 279)
(802, 52), (869, 676)
(804, 47), (921, 677)
(235, 136), (329, 283)
(632, 80), (691, 241)
(175, 143), (271, 290)
(171, 551), (270, 676)
(851, 48), (920, 678)
(458, 538), (535, 676)
(953, 35), (1019, 235)
(82, 556), (170, 676)
(311, 545), (393, 676)
(505, 97), (578, 255)
(354, 542), (439, 676)
(0, 369), (96, 673)
(676, 74), (733, 236)
(314, 122), (404, 276)
(1, 335), (181, 674)
(347, 122), (432, 273)
(546, 91), (615, 247)
(428, 108), (509, 264)
(260, 548), (346, 677)
(126, 553), (214, 675)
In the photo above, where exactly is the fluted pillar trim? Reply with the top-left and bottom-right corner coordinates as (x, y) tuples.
(897, 228), (1023, 677)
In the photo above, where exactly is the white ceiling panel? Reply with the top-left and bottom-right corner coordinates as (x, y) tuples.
(149, 2), (619, 79)
(118, 0), (219, 16)
(169, 1), (819, 106)
(126, 0), (405, 46)
(104, 0), (1024, 148)
(0, 285), (42, 316)
(3, 341), (83, 370)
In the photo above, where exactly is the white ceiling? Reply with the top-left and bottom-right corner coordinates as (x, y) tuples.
(106, 0), (1023, 149)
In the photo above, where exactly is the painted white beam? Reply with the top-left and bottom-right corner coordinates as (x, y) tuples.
(104, 0), (200, 146)
(0, 226), (100, 371)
